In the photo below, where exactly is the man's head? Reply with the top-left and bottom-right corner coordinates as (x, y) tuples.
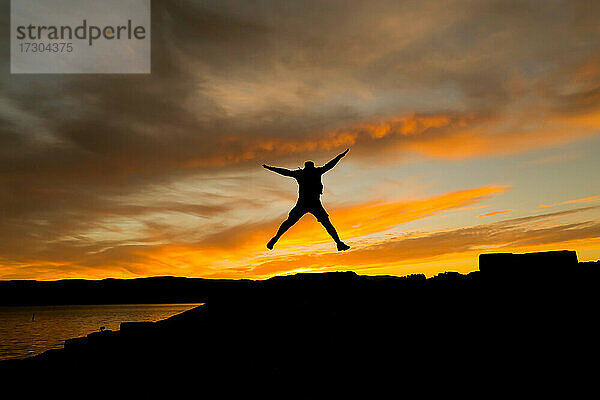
(304, 161), (315, 169)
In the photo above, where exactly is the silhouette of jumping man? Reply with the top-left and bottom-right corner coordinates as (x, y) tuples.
(263, 148), (351, 251)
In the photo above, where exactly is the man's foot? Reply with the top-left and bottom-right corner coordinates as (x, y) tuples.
(267, 237), (277, 250)
(336, 241), (350, 251)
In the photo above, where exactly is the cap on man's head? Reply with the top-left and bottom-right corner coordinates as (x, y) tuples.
(304, 161), (315, 168)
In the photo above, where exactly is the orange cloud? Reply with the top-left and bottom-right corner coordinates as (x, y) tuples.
(80, 186), (510, 279)
(539, 195), (600, 208)
(0, 185), (507, 280)
(178, 185), (508, 256)
(212, 207), (600, 279)
(304, 186), (508, 244)
(183, 108), (600, 169)
(402, 125), (596, 160)
(361, 113), (458, 139)
(478, 209), (516, 217)
(5, 191), (599, 281)
(184, 131), (357, 168)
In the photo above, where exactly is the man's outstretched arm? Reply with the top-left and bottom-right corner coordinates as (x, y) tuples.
(320, 148), (350, 173)
(262, 164), (296, 177)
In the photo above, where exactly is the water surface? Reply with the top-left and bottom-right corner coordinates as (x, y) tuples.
(0, 303), (202, 361)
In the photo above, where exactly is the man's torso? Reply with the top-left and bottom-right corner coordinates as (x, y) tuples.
(293, 168), (324, 203)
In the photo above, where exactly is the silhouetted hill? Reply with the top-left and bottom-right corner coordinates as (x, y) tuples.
(1, 250), (594, 306)
(0, 276), (249, 306)
(1, 250), (598, 396)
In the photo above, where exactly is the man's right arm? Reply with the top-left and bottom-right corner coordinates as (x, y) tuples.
(262, 164), (295, 177)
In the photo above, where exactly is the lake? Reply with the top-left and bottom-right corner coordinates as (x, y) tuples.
(0, 303), (202, 361)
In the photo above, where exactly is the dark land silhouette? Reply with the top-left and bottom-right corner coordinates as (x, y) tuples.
(263, 148), (350, 251)
(1, 250), (598, 395)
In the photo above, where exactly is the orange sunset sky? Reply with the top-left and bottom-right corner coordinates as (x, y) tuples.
(1, 0), (600, 280)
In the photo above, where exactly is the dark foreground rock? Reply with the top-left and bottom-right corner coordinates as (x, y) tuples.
(1, 251), (598, 396)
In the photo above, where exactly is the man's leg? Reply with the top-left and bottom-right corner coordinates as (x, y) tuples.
(267, 209), (303, 249)
(314, 205), (350, 251)
(319, 217), (342, 243)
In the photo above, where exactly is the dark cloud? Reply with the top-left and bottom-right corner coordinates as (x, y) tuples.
(1, 0), (600, 277)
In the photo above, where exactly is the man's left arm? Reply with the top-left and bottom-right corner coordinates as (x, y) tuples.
(320, 148), (350, 173)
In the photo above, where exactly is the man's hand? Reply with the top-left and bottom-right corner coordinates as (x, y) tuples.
(340, 148), (350, 157)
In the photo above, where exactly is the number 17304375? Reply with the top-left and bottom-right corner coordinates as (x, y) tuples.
(19, 42), (73, 53)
